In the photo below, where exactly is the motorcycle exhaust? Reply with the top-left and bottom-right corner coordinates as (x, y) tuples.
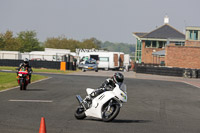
(76, 95), (89, 110)
(76, 95), (83, 104)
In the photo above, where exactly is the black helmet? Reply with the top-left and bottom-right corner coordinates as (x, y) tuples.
(24, 58), (29, 65)
(112, 72), (124, 83)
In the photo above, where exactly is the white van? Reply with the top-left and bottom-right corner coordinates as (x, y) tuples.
(78, 51), (125, 70)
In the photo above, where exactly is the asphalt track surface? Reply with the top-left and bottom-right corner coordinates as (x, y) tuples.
(0, 73), (200, 133)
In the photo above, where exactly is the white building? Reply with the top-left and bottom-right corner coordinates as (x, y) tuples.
(22, 48), (71, 61)
(0, 51), (21, 59)
(0, 48), (72, 61)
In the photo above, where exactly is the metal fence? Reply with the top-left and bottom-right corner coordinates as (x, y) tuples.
(134, 64), (199, 78)
(0, 52), (72, 62)
(0, 59), (76, 70)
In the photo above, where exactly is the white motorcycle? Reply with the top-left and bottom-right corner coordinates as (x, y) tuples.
(74, 83), (127, 122)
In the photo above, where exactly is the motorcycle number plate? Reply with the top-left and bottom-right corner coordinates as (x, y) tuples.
(18, 74), (22, 76)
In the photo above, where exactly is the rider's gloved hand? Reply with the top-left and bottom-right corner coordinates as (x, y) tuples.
(90, 92), (96, 97)
(85, 95), (91, 100)
(99, 88), (106, 91)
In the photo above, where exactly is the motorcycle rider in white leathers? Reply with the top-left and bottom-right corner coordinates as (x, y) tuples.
(86, 72), (124, 101)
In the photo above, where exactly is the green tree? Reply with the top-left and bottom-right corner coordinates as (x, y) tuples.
(0, 30), (21, 51)
(44, 36), (99, 52)
(0, 33), (5, 50)
(100, 41), (135, 56)
(17, 31), (43, 52)
(44, 36), (80, 52)
(89, 37), (101, 49)
(81, 38), (98, 49)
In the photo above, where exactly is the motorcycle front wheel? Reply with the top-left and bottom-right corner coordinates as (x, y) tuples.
(102, 104), (120, 122)
(74, 106), (86, 119)
(20, 79), (27, 90)
(23, 82), (27, 90)
(19, 79), (23, 90)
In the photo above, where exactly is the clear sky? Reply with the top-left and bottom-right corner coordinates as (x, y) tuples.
(0, 0), (199, 44)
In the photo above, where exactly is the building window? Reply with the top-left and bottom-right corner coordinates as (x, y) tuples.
(175, 42), (181, 46)
(145, 41), (151, 48)
(194, 30), (198, 40)
(189, 30), (193, 39)
(158, 41), (165, 48)
(136, 39), (142, 63)
(145, 41), (166, 48)
(137, 39), (142, 50)
(177, 41), (185, 46)
(189, 30), (199, 40)
(170, 41), (185, 46)
(138, 51), (141, 57)
(152, 41), (157, 48)
(136, 51), (141, 57)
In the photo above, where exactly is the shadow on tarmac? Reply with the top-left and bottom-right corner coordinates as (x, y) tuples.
(112, 119), (152, 123)
(85, 118), (152, 123)
(26, 89), (45, 91)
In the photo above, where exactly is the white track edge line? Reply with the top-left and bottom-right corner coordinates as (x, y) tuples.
(181, 81), (200, 89)
(9, 99), (53, 103)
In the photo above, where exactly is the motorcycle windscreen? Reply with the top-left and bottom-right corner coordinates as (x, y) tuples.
(120, 83), (127, 94)
(86, 88), (95, 95)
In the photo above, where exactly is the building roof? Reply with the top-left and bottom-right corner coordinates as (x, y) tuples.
(133, 24), (185, 40)
(143, 24), (185, 39)
(133, 32), (148, 38)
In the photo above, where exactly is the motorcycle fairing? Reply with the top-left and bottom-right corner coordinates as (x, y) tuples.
(86, 88), (95, 95)
(85, 91), (116, 119)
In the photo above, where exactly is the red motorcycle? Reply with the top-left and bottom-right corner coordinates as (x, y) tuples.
(16, 68), (29, 90)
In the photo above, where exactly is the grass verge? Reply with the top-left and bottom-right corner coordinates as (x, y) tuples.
(0, 72), (47, 91)
(0, 66), (79, 74)
(0, 66), (79, 91)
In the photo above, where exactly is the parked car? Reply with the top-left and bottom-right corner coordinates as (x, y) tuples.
(82, 59), (98, 72)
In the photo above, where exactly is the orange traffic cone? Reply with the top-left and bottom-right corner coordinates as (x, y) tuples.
(39, 117), (46, 133)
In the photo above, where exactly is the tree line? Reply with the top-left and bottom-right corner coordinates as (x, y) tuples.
(0, 30), (135, 55)
(45, 36), (100, 52)
(101, 41), (135, 56)
(0, 30), (43, 52)
(0, 30), (100, 52)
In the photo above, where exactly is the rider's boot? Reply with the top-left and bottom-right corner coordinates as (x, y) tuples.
(82, 97), (91, 109)
(86, 88), (103, 101)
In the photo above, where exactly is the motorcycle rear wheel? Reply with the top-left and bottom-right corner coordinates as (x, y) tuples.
(102, 104), (120, 122)
(74, 106), (86, 119)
